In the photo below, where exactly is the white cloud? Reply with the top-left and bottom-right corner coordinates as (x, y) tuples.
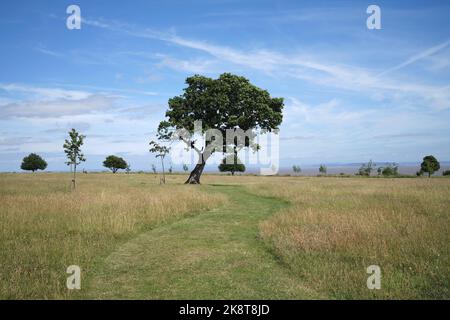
(82, 18), (450, 109)
(378, 39), (450, 76)
(0, 83), (91, 100)
(0, 94), (117, 118)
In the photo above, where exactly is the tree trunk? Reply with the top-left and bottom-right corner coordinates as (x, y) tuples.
(160, 157), (166, 184)
(185, 162), (205, 184)
(72, 163), (77, 190)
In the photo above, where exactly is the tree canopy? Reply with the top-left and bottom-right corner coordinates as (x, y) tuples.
(63, 128), (86, 189)
(21, 153), (47, 172)
(156, 73), (284, 184)
(103, 155), (128, 173)
(420, 155), (440, 177)
(218, 154), (246, 175)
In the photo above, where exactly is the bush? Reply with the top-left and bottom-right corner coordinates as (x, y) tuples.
(103, 155), (128, 173)
(443, 170), (450, 176)
(381, 163), (398, 176)
(21, 153), (47, 172)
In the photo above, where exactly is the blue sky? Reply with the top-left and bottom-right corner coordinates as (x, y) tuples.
(0, 0), (449, 172)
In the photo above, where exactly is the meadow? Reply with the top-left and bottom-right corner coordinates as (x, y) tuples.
(0, 173), (449, 299)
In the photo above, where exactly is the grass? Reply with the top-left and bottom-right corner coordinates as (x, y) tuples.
(0, 173), (449, 299)
(0, 173), (225, 299)
(247, 177), (450, 299)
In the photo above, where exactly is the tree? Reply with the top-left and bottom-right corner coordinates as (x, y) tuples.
(155, 73), (283, 184)
(21, 153), (47, 172)
(151, 164), (157, 174)
(381, 163), (398, 176)
(149, 141), (170, 184)
(358, 160), (375, 176)
(319, 164), (327, 175)
(183, 164), (189, 173)
(292, 165), (301, 175)
(63, 128), (85, 189)
(420, 155), (440, 177)
(218, 153), (245, 176)
(103, 155), (128, 173)
(443, 170), (450, 176)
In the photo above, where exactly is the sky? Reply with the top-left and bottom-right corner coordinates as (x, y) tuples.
(0, 0), (449, 172)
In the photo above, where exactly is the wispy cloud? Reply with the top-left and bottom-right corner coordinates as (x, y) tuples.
(378, 39), (450, 76)
(0, 94), (117, 119)
(82, 17), (450, 110)
(0, 83), (91, 100)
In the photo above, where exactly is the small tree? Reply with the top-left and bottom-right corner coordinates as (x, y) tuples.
(292, 165), (301, 175)
(218, 153), (245, 176)
(443, 170), (450, 176)
(63, 128), (85, 189)
(420, 155), (440, 178)
(381, 163), (398, 176)
(319, 164), (327, 175)
(183, 164), (189, 173)
(151, 164), (157, 174)
(358, 160), (375, 176)
(21, 153), (47, 172)
(149, 141), (170, 184)
(103, 155), (128, 173)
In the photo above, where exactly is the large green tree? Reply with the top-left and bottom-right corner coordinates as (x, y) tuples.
(103, 155), (128, 173)
(420, 155), (440, 177)
(156, 73), (283, 184)
(20, 153), (47, 172)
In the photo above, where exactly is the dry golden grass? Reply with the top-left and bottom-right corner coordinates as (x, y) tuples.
(1, 173), (448, 299)
(0, 173), (225, 299)
(246, 177), (450, 299)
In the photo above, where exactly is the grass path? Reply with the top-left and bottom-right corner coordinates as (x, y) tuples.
(85, 185), (321, 299)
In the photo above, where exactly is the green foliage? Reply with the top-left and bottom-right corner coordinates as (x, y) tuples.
(103, 155), (128, 173)
(378, 163), (399, 176)
(63, 129), (86, 168)
(156, 73), (284, 183)
(420, 155), (440, 177)
(292, 165), (301, 174)
(20, 153), (47, 172)
(443, 170), (450, 176)
(63, 128), (86, 189)
(218, 154), (246, 175)
(357, 160), (375, 176)
(319, 164), (327, 175)
(149, 141), (171, 184)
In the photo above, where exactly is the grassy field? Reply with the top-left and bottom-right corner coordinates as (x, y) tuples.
(0, 173), (449, 299)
